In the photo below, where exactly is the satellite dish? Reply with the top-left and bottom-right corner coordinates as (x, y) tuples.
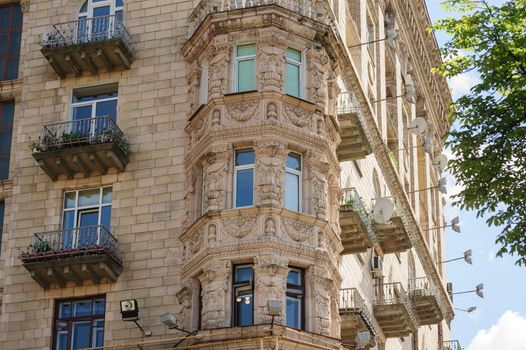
(405, 84), (416, 104)
(434, 154), (448, 172)
(438, 177), (447, 194)
(422, 136), (433, 155)
(372, 198), (394, 224)
(408, 117), (428, 135)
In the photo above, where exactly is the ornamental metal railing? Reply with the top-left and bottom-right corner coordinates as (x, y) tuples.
(41, 15), (133, 53)
(21, 225), (121, 264)
(340, 187), (377, 243)
(188, 0), (333, 37)
(374, 282), (419, 326)
(340, 288), (381, 338)
(443, 340), (463, 350)
(34, 116), (128, 155)
(336, 91), (360, 116)
(409, 277), (435, 297)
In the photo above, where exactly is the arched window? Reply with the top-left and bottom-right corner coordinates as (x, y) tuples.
(77, 0), (124, 42)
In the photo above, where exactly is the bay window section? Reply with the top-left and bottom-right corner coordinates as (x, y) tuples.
(285, 48), (302, 97)
(234, 149), (255, 208)
(286, 268), (304, 329)
(233, 264), (254, 327)
(236, 44), (256, 92)
(285, 153), (301, 211)
(54, 296), (106, 350)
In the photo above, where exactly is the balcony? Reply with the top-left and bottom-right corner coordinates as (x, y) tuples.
(339, 188), (376, 254)
(409, 277), (444, 325)
(339, 288), (379, 348)
(41, 16), (134, 78)
(443, 340), (463, 350)
(373, 282), (417, 338)
(32, 116), (129, 181)
(19, 225), (122, 289)
(372, 198), (412, 254)
(336, 92), (372, 161)
(188, 0), (332, 38)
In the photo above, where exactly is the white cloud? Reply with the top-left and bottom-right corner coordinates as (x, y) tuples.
(467, 311), (526, 350)
(487, 250), (496, 263)
(448, 72), (479, 100)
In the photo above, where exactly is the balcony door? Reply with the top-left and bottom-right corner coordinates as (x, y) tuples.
(78, 0), (124, 43)
(71, 84), (118, 138)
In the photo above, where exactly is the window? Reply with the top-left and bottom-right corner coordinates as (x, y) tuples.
(54, 297), (106, 350)
(62, 187), (112, 249)
(78, 0), (124, 42)
(236, 44), (256, 92)
(234, 149), (255, 208)
(199, 61), (208, 105)
(0, 101), (14, 180)
(0, 3), (22, 81)
(0, 201), (4, 254)
(233, 264), (253, 327)
(285, 48), (302, 97)
(285, 153), (301, 211)
(286, 268), (304, 329)
(71, 84), (118, 136)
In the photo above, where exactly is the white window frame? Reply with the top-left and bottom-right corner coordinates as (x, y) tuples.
(199, 60), (209, 105)
(285, 47), (305, 98)
(285, 152), (302, 212)
(63, 187), (112, 236)
(78, 0), (123, 20)
(233, 148), (255, 208)
(70, 85), (118, 136)
(234, 43), (256, 93)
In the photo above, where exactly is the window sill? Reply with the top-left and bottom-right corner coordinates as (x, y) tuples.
(224, 90), (258, 97)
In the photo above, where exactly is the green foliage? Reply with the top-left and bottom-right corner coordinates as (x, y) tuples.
(433, 0), (526, 265)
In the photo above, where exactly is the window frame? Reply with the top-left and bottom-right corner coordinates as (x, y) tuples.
(78, 0), (123, 20)
(234, 43), (256, 93)
(232, 264), (254, 327)
(285, 47), (305, 98)
(0, 100), (14, 180)
(52, 295), (106, 350)
(233, 148), (255, 209)
(199, 60), (209, 105)
(70, 85), (119, 121)
(0, 3), (23, 81)
(284, 152), (302, 212)
(286, 267), (305, 330)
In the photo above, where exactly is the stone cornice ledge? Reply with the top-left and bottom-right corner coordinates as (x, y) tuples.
(320, 25), (455, 321)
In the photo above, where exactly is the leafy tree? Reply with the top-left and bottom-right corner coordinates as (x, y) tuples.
(433, 0), (526, 265)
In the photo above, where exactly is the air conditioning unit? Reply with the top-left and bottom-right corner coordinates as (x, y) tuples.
(447, 282), (454, 302)
(371, 255), (383, 277)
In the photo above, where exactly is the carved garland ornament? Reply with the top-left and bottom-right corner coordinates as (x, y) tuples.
(281, 217), (313, 242)
(226, 100), (260, 122)
(284, 104), (312, 128)
(222, 215), (257, 239)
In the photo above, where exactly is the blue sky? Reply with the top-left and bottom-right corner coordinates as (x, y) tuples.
(424, 1), (526, 348)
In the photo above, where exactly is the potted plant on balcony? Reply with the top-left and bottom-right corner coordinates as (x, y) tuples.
(33, 239), (52, 253)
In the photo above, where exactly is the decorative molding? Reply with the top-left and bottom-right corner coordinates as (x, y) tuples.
(281, 217), (313, 243)
(222, 215), (257, 239)
(226, 100), (260, 122)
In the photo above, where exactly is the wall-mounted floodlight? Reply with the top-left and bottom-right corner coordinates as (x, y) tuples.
(355, 331), (373, 348)
(407, 178), (447, 195)
(455, 306), (477, 313)
(440, 250), (472, 265)
(120, 299), (152, 336)
(426, 216), (461, 233)
(161, 312), (193, 335)
(267, 299), (283, 329)
(394, 135), (432, 155)
(452, 283), (484, 299)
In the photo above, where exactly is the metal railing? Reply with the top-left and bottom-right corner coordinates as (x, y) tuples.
(41, 15), (133, 53)
(340, 287), (366, 310)
(341, 188), (377, 242)
(374, 282), (419, 326)
(336, 91), (360, 116)
(22, 225), (121, 263)
(443, 340), (463, 350)
(35, 116), (128, 154)
(188, 0), (333, 37)
(409, 277), (434, 296)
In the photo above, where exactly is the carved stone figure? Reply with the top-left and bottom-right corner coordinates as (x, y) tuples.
(318, 231), (326, 249)
(266, 102), (278, 120)
(190, 229), (203, 254)
(255, 141), (287, 206)
(208, 224), (217, 243)
(222, 215), (257, 239)
(198, 262), (231, 329)
(211, 109), (221, 127)
(208, 37), (232, 98)
(176, 287), (193, 330)
(254, 255), (288, 324)
(284, 104), (312, 128)
(202, 150), (230, 212)
(264, 217), (276, 236)
(307, 49), (330, 108)
(258, 46), (284, 91)
(311, 171), (328, 217)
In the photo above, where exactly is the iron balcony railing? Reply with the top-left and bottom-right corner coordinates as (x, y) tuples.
(336, 91), (360, 116)
(341, 188), (377, 242)
(340, 287), (366, 310)
(41, 15), (133, 54)
(188, 0), (333, 37)
(21, 225), (121, 264)
(34, 116), (128, 155)
(409, 277), (435, 297)
(443, 340), (463, 350)
(374, 282), (418, 326)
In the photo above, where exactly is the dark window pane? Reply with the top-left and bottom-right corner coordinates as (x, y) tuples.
(236, 290), (253, 326)
(286, 153), (301, 170)
(101, 206), (111, 230)
(12, 4), (22, 28)
(287, 270), (301, 286)
(235, 149), (254, 166)
(6, 59), (18, 80)
(71, 321), (91, 349)
(0, 33), (6, 56)
(0, 8), (9, 30)
(94, 300), (105, 315)
(116, 0), (124, 7)
(1, 102), (14, 127)
(55, 331), (68, 350)
(59, 302), (71, 318)
(235, 169), (253, 207)
(284, 172), (299, 211)
(235, 266), (253, 283)
(115, 10), (123, 23)
(95, 99), (117, 121)
(79, 1), (88, 13)
(73, 300), (93, 317)
(9, 31), (21, 55)
(0, 201), (4, 252)
(0, 130), (12, 153)
(0, 158), (8, 180)
(286, 296), (301, 328)
(102, 187), (112, 203)
(78, 188), (100, 207)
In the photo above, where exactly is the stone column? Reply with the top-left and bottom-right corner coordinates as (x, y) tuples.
(305, 152), (329, 219)
(253, 254), (289, 324)
(306, 266), (333, 336)
(307, 48), (330, 111)
(198, 261), (232, 329)
(256, 31), (287, 93)
(202, 145), (231, 213)
(207, 35), (232, 99)
(254, 140), (287, 207)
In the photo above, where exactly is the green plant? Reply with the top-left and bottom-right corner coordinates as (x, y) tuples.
(61, 131), (89, 143)
(33, 239), (52, 253)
